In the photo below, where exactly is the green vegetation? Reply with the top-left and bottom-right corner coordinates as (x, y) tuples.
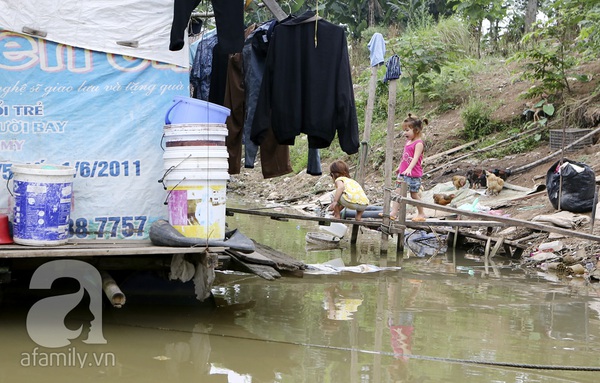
(221, 1), (600, 173)
(460, 98), (495, 140)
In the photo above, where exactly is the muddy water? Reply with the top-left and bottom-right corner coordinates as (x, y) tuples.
(1, 200), (599, 382)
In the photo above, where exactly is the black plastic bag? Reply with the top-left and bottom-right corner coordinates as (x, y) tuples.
(546, 159), (596, 213)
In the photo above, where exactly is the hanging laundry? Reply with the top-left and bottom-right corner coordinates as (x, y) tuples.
(383, 54), (402, 83)
(367, 33), (386, 67)
(251, 10), (359, 155)
(240, 19), (322, 177)
(190, 30), (217, 100)
(223, 21), (293, 179)
(169, 0), (244, 53)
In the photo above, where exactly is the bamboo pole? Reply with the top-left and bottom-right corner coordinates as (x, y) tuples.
(512, 125), (600, 174)
(356, 66), (378, 186)
(100, 270), (126, 308)
(396, 182), (407, 253)
(380, 79), (397, 254)
(425, 125), (544, 176)
(393, 195), (600, 242)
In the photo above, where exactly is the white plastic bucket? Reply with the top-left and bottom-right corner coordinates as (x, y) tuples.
(164, 96), (230, 125)
(319, 222), (348, 238)
(163, 146), (229, 171)
(163, 123), (228, 148)
(11, 164), (75, 246)
(163, 170), (229, 240)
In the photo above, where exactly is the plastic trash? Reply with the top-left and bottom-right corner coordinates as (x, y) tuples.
(538, 240), (563, 252)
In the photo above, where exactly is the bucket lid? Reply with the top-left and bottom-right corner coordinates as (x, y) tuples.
(164, 123), (227, 129)
(11, 164), (76, 176)
(163, 127), (228, 138)
(172, 96), (231, 116)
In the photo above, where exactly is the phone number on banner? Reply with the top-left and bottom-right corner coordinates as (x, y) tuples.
(69, 216), (148, 239)
(63, 160), (141, 178)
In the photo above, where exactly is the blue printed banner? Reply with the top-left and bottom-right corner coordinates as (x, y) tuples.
(0, 30), (189, 239)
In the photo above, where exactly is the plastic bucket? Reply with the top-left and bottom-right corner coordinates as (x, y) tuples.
(164, 96), (230, 125)
(163, 146), (228, 171)
(11, 164), (75, 246)
(163, 123), (228, 147)
(163, 170), (229, 240)
(319, 222), (348, 238)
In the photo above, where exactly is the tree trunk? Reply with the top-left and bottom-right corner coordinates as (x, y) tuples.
(524, 0), (538, 34)
(369, 0), (375, 27)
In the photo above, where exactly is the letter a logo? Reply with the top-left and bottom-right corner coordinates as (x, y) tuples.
(26, 260), (107, 348)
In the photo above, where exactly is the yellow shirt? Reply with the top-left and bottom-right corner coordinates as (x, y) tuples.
(338, 177), (369, 205)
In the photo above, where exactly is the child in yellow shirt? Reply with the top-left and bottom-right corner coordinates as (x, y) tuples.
(328, 160), (370, 221)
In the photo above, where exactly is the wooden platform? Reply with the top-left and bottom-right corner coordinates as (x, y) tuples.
(226, 207), (381, 229)
(0, 240), (220, 258)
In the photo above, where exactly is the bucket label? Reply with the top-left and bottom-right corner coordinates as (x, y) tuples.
(13, 180), (72, 242)
(167, 184), (226, 240)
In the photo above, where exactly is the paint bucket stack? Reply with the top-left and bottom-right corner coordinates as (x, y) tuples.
(11, 164), (76, 246)
(161, 98), (230, 240)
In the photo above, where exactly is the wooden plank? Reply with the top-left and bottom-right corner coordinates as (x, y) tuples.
(424, 139), (479, 163)
(429, 227), (528, 250)
(226, 207), (381, 229)
(401, 219), (506, 227)
(392, 195), (600, 242)
(0, 240), (216, 258)
(425, 126), (544, 176)
(261, 0), (287, 21)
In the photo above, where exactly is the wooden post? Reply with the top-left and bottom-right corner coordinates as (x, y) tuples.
(356, 66), (378, 186)
(396, 182), (407, 253)
(261, 0), (287, 21)
(380, 79), (397, 254)
(350, 224), (359, 244)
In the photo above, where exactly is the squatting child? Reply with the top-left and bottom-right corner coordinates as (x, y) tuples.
(328, 160), (369, 221)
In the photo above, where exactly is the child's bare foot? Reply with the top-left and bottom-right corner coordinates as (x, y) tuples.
(411, 216), (426, 222)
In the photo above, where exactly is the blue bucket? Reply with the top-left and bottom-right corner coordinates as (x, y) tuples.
(165, 96), (231, 125)
(11, 164), (76, 246)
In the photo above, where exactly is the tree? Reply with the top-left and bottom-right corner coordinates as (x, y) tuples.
(453, 0), (505, 58)
(524, 0), (538, 34)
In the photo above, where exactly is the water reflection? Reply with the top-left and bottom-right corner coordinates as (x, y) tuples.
(0, 200), (599, 382)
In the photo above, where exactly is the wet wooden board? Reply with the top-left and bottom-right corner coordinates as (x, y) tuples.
(226, 248), (277, 267)
(253, 242), (306, 271)
(0, 240), (219, 258)
(227, 253), (281, 280)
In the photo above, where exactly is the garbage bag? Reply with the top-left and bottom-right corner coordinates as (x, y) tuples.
(546, 159), (596, 213)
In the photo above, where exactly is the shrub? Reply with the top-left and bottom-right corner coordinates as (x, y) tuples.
(460, 98), (495, 140)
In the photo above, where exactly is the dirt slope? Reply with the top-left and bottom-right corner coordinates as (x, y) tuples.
(228, 59), (600, 253)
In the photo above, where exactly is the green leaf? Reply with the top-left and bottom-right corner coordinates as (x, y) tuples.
(543, 104), (555, 116)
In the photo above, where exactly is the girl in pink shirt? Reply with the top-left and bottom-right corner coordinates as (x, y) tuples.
(391, 114), (428, 222)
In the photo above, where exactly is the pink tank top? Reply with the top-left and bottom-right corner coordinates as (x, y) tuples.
(398, 139), (423, 177)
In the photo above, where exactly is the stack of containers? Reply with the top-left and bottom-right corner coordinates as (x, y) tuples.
(162, 96), (231, 240)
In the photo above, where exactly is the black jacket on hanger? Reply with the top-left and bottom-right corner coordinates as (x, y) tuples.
(251, 10), (359, 155)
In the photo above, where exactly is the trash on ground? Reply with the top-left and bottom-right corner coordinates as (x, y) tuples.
(305, 258), (401, 275)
